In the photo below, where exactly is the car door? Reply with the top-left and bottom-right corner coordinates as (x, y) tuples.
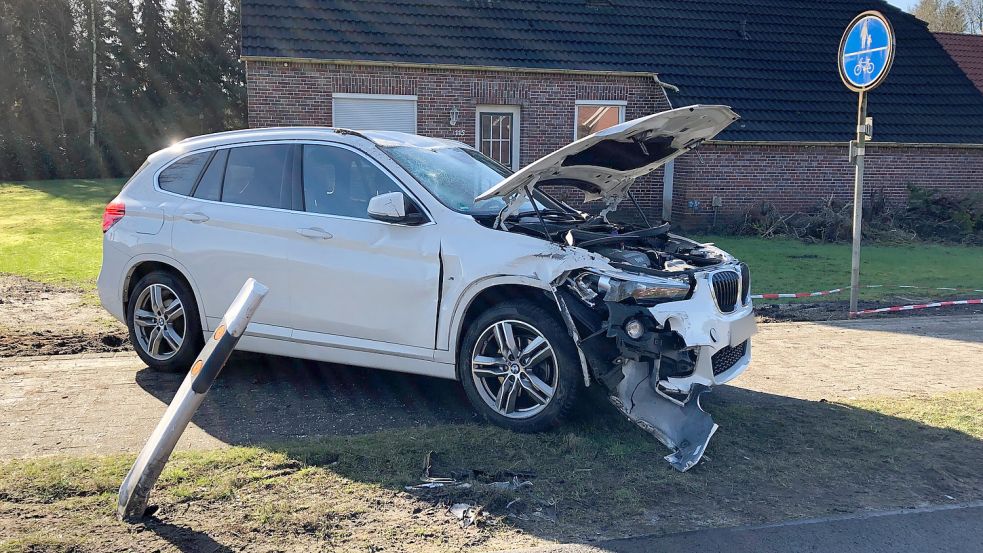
(169, 143), (300, 338)
(286, 142), (441, 351)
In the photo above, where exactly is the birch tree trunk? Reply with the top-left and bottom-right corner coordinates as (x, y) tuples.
(89, 0), (98, 148)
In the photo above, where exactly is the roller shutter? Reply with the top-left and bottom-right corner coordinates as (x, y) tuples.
(332, 94), (418, 133)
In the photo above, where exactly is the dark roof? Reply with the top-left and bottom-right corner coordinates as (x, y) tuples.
(241, 0), (983, 144)
(934, 32), (983, 95)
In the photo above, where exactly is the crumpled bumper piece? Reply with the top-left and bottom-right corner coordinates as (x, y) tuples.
(609, 360), (718, 472)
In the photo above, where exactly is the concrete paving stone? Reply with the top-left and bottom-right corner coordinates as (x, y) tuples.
(1, 315), (981, 458)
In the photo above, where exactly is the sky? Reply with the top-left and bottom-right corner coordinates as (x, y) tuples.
(885, 0), (916, 11)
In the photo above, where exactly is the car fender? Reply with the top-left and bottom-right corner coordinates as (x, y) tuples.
(121, 253), (210, 332)
(438, 239), (616, 368)
(440, 274), (555, 363)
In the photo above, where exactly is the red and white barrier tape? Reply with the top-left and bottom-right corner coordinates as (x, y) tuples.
(850, 298), (983, 316)
(751, 284), (983, 300)
(862, 285), (983, 293)
(752, 288), (843, 300)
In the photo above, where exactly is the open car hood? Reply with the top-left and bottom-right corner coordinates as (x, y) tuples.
(475, 105), (739, 205)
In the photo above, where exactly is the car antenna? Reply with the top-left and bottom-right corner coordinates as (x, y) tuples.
(524, 184), (554, 243)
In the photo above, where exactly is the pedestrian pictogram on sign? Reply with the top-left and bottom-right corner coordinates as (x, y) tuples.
(839, 11), (895, 92)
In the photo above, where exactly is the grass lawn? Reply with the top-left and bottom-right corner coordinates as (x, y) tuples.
(1, 389), (981, 552)
(698, 235), (983, 299)
(2, 179), (982, 301)
(0, 179), (124, 289)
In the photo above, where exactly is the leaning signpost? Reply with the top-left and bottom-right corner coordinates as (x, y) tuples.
(117, 278), (268, 522)
(838, 11), (896, 316)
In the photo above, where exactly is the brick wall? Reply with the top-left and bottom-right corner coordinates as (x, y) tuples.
(246, 60), (672, 218)
(246, 60), (983, 228)
(672, 142), (983, 228)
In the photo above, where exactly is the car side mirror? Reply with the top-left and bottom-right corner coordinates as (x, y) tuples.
(367, 191), (426, 225)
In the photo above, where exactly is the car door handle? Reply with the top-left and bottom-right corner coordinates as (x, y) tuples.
(296, 227), (333, 240)
(181, 212), (210, 223)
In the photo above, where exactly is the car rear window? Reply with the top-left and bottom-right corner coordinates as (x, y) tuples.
(158, 152), (210, 196)
(221, 145), (292, 209)
(193, 149), (227, 202)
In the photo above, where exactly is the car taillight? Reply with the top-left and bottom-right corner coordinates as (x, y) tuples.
(102, 200), (125, 232)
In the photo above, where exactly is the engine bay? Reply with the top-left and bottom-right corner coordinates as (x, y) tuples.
(489, 209), (731, 276)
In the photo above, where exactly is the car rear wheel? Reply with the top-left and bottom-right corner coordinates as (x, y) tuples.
(126, 271), (202, 371)
(458, 300), (581, 433)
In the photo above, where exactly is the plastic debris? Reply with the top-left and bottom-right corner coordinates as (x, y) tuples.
(449, 503), (482, 528)
(488, 476), (533, 492)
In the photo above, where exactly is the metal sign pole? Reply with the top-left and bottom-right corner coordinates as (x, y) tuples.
(838, 10), (894, 317)
(117, 278), (268, 522)
(849, 91), (867, 316)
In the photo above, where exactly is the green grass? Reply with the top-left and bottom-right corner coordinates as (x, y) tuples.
(700, 235), (983, 299)
(2, 390), (982, 551)
(0, 179), (124, 289)
(2, 179), (982, 301)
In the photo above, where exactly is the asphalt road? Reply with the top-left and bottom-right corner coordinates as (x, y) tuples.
(503, 503), (983, 553)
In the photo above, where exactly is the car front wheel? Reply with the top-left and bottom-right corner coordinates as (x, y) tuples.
(126, 271), (203, 371)
(458, 300), (581, 433)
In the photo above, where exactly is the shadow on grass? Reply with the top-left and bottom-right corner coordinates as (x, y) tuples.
(6, 178), (125, 203)
(141, 518), (233, 553)
(134, 353), (983, 543)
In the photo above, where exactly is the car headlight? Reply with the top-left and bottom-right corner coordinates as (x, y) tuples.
(596, 274), (692, 304)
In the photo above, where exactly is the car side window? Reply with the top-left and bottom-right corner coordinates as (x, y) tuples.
(159, 152), (210, 196)
(302, 145), (402, 218)
(193, 149), (227, 202)
(221, 145), (292, 209)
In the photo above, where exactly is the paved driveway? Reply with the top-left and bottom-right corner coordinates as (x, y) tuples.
(1, 315), (981, 459)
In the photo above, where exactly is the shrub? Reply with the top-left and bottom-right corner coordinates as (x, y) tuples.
(735, 185), (983, 245)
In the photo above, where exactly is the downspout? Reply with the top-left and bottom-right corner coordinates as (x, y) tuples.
(662, 160), (674, 223)
(655, 76), (677, 222)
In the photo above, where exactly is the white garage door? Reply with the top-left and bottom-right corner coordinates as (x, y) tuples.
(332, 93), (418, 133)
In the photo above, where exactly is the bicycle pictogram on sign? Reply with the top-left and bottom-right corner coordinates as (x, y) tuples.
(838, 12), (895, 91)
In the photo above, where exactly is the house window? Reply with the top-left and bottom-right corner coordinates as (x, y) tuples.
(476, 105), (520, 171)
(575, 101), (626, 140)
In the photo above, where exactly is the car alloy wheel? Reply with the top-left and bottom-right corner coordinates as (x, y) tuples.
(470, 320), (559, 419)
(132, 283), (186, 361)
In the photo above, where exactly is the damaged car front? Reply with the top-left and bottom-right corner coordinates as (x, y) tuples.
(475, 105), (757, 471)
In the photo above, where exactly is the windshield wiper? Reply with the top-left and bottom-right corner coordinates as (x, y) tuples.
(509, 208), (576, 219)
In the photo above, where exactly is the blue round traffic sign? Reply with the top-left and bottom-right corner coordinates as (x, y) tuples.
(838, 11), (895, 92)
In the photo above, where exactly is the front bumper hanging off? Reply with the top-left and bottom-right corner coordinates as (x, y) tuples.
(599, 274), (756, 472)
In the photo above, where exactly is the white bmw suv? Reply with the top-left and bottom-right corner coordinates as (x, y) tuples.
(98, 105), (755, 471)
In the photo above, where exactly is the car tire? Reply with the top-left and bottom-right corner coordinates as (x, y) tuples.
(458, 299), (581, 433)
(126, 270), (203, 371)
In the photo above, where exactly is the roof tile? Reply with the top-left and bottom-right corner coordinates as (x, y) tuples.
(242, 0), (983, 143)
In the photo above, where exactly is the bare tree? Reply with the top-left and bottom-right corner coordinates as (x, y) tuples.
(960, 0), (983, 33)
(913, 0), (970, 32)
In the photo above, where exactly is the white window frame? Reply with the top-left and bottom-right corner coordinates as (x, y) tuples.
(574, 100), (627, 141)
(475, 105), (521, 171)
(331, 93), (418, 133)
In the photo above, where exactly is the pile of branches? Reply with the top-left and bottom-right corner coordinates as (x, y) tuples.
(735, 185), (983, 245)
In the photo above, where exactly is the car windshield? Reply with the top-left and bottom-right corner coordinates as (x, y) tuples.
(381, 145), (533, 215)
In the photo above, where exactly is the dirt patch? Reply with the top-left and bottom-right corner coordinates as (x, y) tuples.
(755, 298), (983, 323)
(0, 275), (128, 357)
(2, 273), (980, 356)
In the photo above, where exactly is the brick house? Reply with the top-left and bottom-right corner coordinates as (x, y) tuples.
(241, 0), (983, 226)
